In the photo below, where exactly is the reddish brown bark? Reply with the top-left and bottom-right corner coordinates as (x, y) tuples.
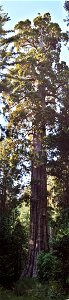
(24, 126), (49, 277)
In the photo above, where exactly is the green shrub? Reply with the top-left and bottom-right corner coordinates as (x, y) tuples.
(47, 279), (65, 300)
(0, 218), (27, 287)
(53, 233), (69, 292)
(37, 251), (62, 282)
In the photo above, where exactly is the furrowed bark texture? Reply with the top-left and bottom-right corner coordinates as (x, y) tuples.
(24, 126), (49, 277)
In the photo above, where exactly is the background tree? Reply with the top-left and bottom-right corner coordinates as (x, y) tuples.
(0, 5), (12, 139)
(48, 61), (69, 209)
(64, 1), (69, 25)
(0, 136), (30, 287)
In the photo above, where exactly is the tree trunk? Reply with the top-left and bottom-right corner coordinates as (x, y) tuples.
(24, 126), (49, 277)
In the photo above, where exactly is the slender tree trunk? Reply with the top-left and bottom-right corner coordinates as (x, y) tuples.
(24, 126), (49, 277)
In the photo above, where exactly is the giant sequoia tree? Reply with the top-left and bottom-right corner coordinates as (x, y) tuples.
(1, 12), (68, 277)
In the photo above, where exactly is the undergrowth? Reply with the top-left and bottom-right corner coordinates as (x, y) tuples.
(0, 278), (68, 300)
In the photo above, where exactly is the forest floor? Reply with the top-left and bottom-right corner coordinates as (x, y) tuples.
(0, 279), (68, 300)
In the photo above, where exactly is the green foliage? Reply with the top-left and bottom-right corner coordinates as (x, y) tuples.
(0, 215), (28, 287)
(37, 246), (69, 296)
(0, 286), (23, 300)
(53, 232), (69, 292)
(0, 278), (68, 300)
(11, 278), (66, 300)
(14, 278), (50, 299)
(37, 251), (62, 282)
(64, 1), (69, 26)
(47, 280), (65, 300)
(37, 214), (69, 292)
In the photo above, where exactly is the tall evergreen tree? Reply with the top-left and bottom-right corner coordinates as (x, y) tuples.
(2, 13), (63, 276)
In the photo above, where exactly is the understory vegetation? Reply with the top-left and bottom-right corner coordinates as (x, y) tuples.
(0, 278), (68, 300)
